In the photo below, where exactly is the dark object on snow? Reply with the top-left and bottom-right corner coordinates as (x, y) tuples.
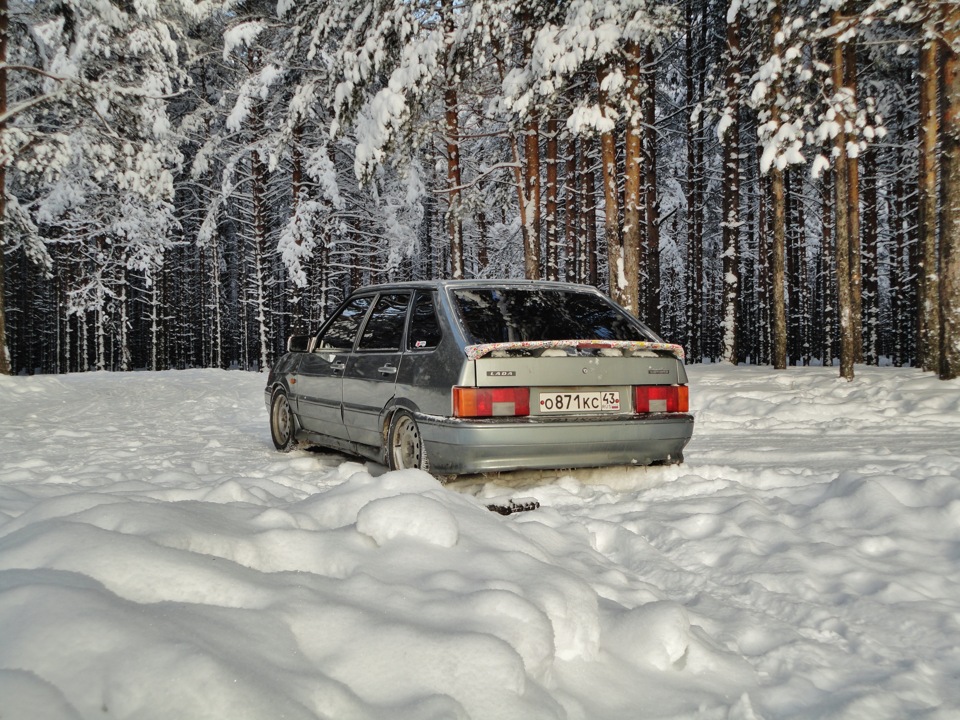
(266, 280), (693, 476)
(486, 498), (541, 515)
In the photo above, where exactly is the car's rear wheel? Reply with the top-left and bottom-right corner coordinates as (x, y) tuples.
(270, 389), (297, 452)
(387, 411), (430, 471)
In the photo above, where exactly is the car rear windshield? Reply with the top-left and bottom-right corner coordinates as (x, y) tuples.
(452, 287), (655, 344)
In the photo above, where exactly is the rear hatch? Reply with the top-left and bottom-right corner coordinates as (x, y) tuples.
(466, 340), (687, 417)
(449, 285), (689, 418)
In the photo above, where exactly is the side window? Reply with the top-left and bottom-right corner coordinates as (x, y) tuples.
(358, 294), (410, 351)
(318, 296), (372, 350)
(407, 291), (443, 351)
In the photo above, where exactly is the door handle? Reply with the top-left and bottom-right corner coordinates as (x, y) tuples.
(378, 364), (398, 375)
(331, 362), (346, 372)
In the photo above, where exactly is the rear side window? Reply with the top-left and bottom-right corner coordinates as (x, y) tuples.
(358, 293), (410, 351)
(453, 288), (652, 344)
(408, 292), (443, 351)
(318, 296), (372, 350)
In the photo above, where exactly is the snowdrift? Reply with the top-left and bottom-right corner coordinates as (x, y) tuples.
(1, 366), (959, 719)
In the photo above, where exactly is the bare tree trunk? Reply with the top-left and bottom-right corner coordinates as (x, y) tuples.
(643, 45), (661, 331)
(439, 0), (464, 280)
(940, 6), (960, 379)
(771, 166), (788, 370)
(832, 9), (855, 380)
(545, 117), (559, 281)
(523, 118), (542, 279)
(769, 0), (787, 370)
(445, 85), (464, 279)
(564, 136), (578, 283)
(597, 65), (622, 303)
(757, 154), (771, 365)
(252, 144), (270, 372)
(821, 168), (835, 366)
(621, 41), (643, 316)
(0, 0), (9, 375)
(862, 150), (879, 364)
(785, 170), (803, 364)
(684, 0), (702, 358)
(845, 40), (863, 362)
(721, 16), (741, 363)
(918, 21), (941, 371)
(582, 136), (598, 287)
(288, 123), (305, 315)
(118, 267), (129, 371)
(476, 209), (488, 276)
(892, 125), (907, 367)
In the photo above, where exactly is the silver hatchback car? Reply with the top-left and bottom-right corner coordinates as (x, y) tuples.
(265, 280), (693, 475)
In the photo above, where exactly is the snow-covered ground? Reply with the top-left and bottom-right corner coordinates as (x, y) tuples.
(2, 366), (959, 720)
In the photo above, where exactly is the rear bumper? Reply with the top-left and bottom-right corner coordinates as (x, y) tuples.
(418, 413), (694, 474)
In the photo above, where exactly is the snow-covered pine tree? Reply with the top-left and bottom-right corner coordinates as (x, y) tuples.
(2, 0), (202, 372)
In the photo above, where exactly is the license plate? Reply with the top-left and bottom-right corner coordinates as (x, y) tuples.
(538, 391), (621, 413)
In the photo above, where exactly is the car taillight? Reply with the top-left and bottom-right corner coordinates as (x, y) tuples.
(453, 387), (530, 417)
(634, 385), (689, 413)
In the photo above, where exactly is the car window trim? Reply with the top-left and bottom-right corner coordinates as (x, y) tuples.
(405, 290), (443, 353)
(314, 293), (377, 353)
(354, 291), (413, 354)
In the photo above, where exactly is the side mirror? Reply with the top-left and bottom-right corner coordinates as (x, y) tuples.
(287, 335), (316, 353)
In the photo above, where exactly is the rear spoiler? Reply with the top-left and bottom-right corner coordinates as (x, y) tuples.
(464, 340), (686, 362)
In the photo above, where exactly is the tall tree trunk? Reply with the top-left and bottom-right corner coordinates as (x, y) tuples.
(862, 150), (879, 364)
(821, 168), (836, 366)
(564, 136), (578, 283)
(119, 267), (129, 371)
(476, 209), (489, 276)
(940, 6), (960, 379)
(832, 9), (855, 380)
(597, 65), (622, 303)
(0, 0), (9, 375)
(769, 0), (787, 370)
(621, 40), (643, 316)
(918, 20), (941, 371)
(523, 118), (542, 279)
(785, 170), (800, 364)
(685, 0), (703, 358)
(441, 0), (463, 280)
(289, 122), (305, 311)
(892, 126), (907, 367)
(445, 85), (464, 279)
(721, 15), (741, 364)
(845, 39), (864, 362)
(757, 154), (771, 365)
(771, 166), (788, 370)
(582, 136), (598, 286)
(252, 144), (270, 372)
(545, 117), (560, 281)
(210, 236), (223, 369)
(643, 45), (661, 331)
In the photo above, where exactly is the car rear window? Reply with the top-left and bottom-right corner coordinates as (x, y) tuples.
(452, 287), (653, 344)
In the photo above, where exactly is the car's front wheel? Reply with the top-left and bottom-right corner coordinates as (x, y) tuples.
(387, 411), (430, 471)
(270, 389), (297, 452)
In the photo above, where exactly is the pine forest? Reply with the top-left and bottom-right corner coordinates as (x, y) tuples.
(1, 0), (959, 381)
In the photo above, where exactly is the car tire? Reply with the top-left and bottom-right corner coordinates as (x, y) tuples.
(387, 411), (430, 472)
(270, 389), (298, 452)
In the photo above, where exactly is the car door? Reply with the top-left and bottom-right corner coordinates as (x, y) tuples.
(341, 292), (411, 448)
(294, 295), (373, 440)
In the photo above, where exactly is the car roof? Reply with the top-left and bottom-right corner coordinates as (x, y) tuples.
(348, 279), (607, 294)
